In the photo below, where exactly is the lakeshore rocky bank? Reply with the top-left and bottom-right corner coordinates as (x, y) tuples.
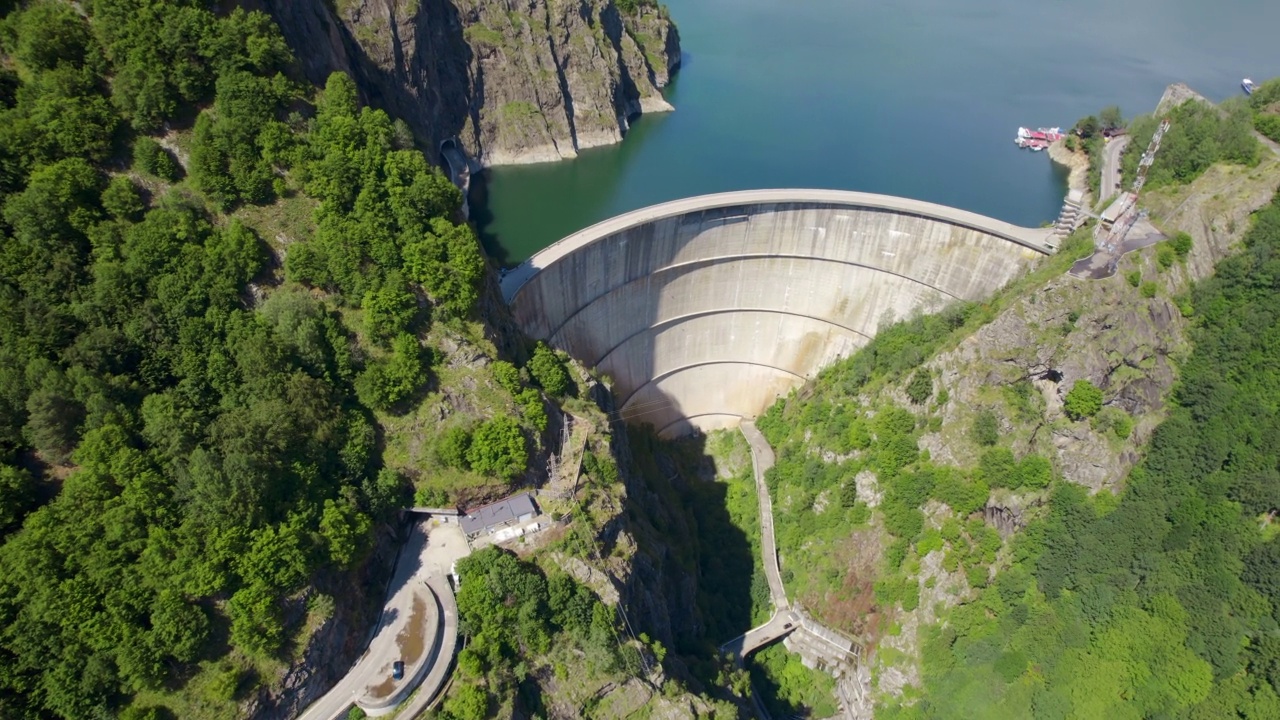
(1047, 137), (1090, 204)
(263, 0), (680, 167)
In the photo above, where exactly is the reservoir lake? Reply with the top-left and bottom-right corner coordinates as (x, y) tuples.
(472, 0), (1280, 264)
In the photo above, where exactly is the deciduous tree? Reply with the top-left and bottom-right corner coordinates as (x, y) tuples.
(1064, 379), (1102, 420)
(465, 416), (527, 480)
(528, 342), (570, 397)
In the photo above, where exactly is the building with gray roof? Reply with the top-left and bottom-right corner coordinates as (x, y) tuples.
(459, 492), (537, 540)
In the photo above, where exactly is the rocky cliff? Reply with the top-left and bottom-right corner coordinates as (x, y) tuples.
(261, 0), (679, 166)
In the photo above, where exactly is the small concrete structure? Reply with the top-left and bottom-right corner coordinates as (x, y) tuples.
(783, 614), (859, 672)
(1053, 188), (1087, 237)
(460, 492), (538, 541)
(1100, 192), (1136, 230)
(503, 189), (1053, 437)
(410, 506), (460, 521)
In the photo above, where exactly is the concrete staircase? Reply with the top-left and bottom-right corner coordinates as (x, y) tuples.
(1053, 188), (1087, 237)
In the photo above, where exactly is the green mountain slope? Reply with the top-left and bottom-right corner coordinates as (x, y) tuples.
(741, 91), (1280, 718)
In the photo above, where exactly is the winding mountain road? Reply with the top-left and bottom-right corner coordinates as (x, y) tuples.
(295, 521), (467, 720)
(296, 523), (432, 720)
(1100, 135), (1130, 204)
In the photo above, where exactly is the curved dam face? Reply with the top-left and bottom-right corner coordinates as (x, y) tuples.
(502, 190), (1055, 437)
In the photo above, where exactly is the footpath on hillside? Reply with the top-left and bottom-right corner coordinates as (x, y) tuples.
(740, 420), (788, 611)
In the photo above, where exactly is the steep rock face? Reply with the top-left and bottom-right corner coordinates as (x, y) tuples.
(597, 407), (706, 657)
(263, 0), (679, 166)
(1047, 138), (1090, 204)
(914, 124), (1280, 494)
(917, 268), (1189, 494)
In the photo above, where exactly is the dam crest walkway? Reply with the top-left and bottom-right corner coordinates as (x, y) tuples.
(501, 188), (1056, 303)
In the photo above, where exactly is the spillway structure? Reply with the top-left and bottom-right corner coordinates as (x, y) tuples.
(501, 189), (1056, 437)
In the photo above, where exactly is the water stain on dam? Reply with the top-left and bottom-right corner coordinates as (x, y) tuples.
(792, 331), (827, 379)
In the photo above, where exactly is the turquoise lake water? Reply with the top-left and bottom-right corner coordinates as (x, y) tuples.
(472, 0), (1280, 264)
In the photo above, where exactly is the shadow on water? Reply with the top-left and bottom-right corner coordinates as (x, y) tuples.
(465, 173), (509, 266)
(468, 107), (678, 265)
(620, 424), (759, 684)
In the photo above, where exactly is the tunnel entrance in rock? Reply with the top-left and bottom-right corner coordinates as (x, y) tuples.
(1039, 369), (1064, 383)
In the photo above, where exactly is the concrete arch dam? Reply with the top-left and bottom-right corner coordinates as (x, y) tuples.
(501, 189), (1055, 437)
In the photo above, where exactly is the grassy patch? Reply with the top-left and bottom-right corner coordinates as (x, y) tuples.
(705, 429), (770, 627)
(232, 191), (318, 252)
(502, 101), (541, 121)
(630, 31), (667, 75)
(463, 24), (505, 48)
(495, 101), (547, 145)
(132, 657), (259, 720)
(747, 644), (838, 718)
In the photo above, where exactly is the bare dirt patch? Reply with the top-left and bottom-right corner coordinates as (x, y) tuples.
(805, 527), (883, 639)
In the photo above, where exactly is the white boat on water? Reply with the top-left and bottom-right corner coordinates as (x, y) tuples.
(1017, 126), (1063, 140)
(1243, 78), (1256, 95)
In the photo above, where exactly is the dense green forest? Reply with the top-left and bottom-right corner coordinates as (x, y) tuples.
(0, 1), (534, 717)
(1121, 96), (1261, 190)
(449, 547), (644, 719)
(1250, 78), (1280, 143)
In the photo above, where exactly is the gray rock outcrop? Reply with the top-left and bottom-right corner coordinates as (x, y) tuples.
(261, 0), (679, 166)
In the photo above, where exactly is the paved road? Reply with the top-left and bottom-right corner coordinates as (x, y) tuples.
(1100, 136), (1131, 204)
(394, 575), (460, 719)
(297, 522), (432, 720)
(501, 188), (1057, 301)
(740, 420), (788, 611)
(296, 521), (469, 720)
(721, 609), (800, 660)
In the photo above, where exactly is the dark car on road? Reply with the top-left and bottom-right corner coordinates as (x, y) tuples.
(392, 661), (405, 680)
